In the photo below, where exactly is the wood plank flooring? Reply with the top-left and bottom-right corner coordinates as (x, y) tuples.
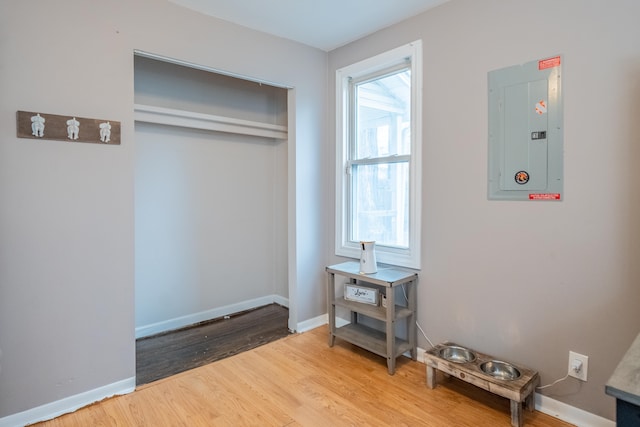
(37, 326), (575, 427)
(136, 303), (290, 385)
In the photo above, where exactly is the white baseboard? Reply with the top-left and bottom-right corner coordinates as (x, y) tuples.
(272, 294), (289, 308)
(535, 394), (614, 427)
(135, 295), (289, 338)
(0, 377), (135, 427)
(296, 313), (328, 333)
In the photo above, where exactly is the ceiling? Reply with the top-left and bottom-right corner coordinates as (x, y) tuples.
(168, 0), (449, 51)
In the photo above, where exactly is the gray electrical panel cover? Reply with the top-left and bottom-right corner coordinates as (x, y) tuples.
(488, 55), (563, 201)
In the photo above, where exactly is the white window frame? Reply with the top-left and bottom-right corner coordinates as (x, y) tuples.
(335, 40), (422, 269)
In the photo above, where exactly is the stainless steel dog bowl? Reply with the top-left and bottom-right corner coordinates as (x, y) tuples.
(480, 360), (521, 380)
(439, 345), (476, 363)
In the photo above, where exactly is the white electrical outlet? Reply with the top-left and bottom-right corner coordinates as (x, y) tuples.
(568, 351), (589, 381)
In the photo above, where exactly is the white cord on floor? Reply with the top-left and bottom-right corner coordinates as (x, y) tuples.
(536, 373), (570, 390)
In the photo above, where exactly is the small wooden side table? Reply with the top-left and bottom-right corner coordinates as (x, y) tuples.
(326, 261), (418, 375)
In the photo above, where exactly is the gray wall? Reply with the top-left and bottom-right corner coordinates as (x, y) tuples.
(329, 0), (640, 420)
(0, 0), (327, 419)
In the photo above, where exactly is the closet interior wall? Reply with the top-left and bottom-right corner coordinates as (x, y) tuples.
(133, 55), (289, 335)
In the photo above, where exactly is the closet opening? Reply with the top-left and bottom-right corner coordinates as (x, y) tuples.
(133, 51), (291, 384)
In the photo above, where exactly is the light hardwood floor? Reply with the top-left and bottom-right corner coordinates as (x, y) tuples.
(35, 326), (574, 426)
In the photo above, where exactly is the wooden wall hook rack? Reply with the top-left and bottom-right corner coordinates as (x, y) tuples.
(16, 111), (121, 145)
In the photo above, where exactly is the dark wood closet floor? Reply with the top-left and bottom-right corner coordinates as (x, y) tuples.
(136, 303), (290, 385)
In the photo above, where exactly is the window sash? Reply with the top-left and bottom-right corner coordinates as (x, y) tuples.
(347, 155), (411, 166)
(335, 40), (422, 270)
(347, 67), (412, 249)
(349, 67), (412, 162)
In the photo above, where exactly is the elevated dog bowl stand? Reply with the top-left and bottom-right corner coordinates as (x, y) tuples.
(425, 342), (540, 427)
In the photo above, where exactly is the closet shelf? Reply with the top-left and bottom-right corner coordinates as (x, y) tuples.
(134, 104), (287, 139)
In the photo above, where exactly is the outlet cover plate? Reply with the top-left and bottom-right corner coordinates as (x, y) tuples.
(568, 351), (589, 381)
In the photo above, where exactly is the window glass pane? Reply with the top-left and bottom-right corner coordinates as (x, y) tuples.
(351, 162), (409, 248)
(355, 69), (411, 159)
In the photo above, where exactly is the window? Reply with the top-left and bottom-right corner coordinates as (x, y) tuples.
(335, 41), (422, 269)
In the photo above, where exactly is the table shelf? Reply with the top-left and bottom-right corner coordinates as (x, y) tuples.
(334, 323), (413, 359)
(334, 297), (413, 322)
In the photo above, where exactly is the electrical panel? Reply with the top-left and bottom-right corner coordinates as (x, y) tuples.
(488, 55), (563, 201)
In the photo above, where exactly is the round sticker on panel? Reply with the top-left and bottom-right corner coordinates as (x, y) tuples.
(515, 171), (529, 185)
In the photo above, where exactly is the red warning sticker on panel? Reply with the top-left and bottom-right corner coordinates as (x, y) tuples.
(529, 193), (561, 200)
(539, 56), (561, 70)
